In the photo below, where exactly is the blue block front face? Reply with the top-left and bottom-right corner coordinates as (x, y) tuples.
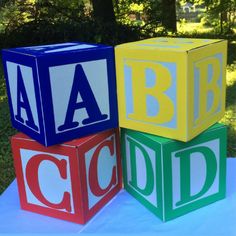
(2, 42), (118, 146)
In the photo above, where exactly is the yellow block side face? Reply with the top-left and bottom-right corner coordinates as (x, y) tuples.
(115, 47), (188, 141)
(187, 40), (227, 140)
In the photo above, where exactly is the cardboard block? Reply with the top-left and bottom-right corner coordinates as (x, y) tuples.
(115, 37), (227, 141)
(11, 128), (122, 224)
(2, 42), (118, 146)
(121, 123), (227, 221)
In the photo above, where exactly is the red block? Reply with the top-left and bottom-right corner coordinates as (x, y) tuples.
(11, 128), (122, 224)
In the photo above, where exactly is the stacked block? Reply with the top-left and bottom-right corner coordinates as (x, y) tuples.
(2, 37), (228, 224)
(2, 42), (121, 224)
(116, 37), (228, 221)
(121, 124), (226, 221)
(115, 37), (227, 141)
(11, 129), (121, 224)
(2, 42), (118, 146)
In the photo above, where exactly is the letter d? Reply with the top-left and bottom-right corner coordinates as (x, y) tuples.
(175, 146), (217, 206)
(127, 137), (154, 196)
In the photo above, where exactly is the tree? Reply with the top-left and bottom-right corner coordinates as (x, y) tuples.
(115, 0), (176, 32)
(182, 0), (236, 34)
(91, 0), (116, 23)
(161, 0), (177, 32)
(0, 0), (87, 34)
(204, 0), (236, 34)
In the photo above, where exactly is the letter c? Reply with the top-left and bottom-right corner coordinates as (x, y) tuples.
(26, 154), (72, 212)
(89, 137), (117, 196)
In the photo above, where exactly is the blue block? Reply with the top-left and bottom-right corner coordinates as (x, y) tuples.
(2, 42), (118, 146)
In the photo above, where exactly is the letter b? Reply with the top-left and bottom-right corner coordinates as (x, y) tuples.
(126, 60), (174, 124)
(195, 57), (221, 125)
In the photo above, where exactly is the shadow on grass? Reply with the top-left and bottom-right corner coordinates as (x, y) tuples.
(222, 80), (236, 157)
(0, 68), (17, 194)
(226, 124), (236, 157)
(0, 99), (17, 194)
(226, 81), (236, 108)
(228, 42), (236, 65)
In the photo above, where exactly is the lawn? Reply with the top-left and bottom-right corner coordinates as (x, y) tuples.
(177, 22), (213, 33)
(221, 55), (236, 156)
(0, 61), (17, 194)
(0, 32), (236, 195)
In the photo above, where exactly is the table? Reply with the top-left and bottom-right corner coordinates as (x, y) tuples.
(0, 158), (236, 236)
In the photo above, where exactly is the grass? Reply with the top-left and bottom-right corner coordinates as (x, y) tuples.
(220, 57), (236, 156)
(0, 62), (17, 194)
(0, 24), (236, 195)
(177, 22), (213, 34)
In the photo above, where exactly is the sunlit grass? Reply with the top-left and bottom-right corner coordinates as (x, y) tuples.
(177, 22), (213, 34)
(226, 66), (236, 86)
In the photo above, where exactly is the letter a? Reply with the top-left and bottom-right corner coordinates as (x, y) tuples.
(58, 64), (108, 131)
(15, 66), (38, 131)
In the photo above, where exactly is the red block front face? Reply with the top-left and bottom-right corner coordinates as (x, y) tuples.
(11, 128), (122, 224)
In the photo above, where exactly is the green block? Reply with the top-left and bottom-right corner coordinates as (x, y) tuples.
(121, 123), (227, 221)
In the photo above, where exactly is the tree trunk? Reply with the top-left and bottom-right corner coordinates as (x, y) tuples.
(91, 0), (116, 23)
(220, 12), (223, 34)
(161, 0), (177, 32)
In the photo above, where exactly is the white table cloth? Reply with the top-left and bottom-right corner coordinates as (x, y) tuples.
(0, 158), (236, 236)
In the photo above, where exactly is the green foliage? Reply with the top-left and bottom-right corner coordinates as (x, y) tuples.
(115, 0), (162, 30)
(0, 0), (87, 34)
(0, 0), (164, 49)
(198, 0), (235, 34)
(177, 0), (236, 32)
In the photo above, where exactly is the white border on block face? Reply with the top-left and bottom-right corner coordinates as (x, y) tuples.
(20, 149), (75, 213)
(6, 62), (40, 133)
(171, 139), (220, 210)
(21, 43), (97, 53)
(44, 44), (97, 53)
(125, 135), (158, 208)
(85, 134), (118, 210)
(22, 43), (78, 50)
(49, 59), (110, 134)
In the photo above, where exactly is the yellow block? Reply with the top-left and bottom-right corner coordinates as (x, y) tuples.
(115, 37), (227, 142)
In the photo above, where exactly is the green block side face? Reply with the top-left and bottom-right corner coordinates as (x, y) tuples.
(163, 124), (227, 221)
(121, 128), (164, 220)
